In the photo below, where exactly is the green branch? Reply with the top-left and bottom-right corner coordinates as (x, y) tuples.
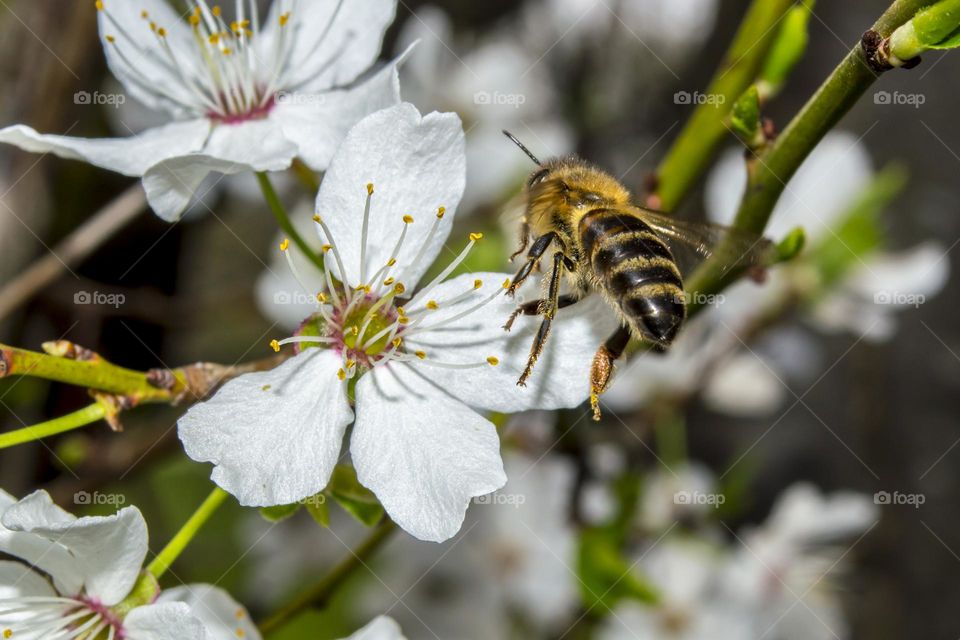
(257, 172), (325, 272)
(651, 0), (795, 211)
(0, 403), (106, 449)
(148, 487), (230, 579)
(259, 519), (397, 636)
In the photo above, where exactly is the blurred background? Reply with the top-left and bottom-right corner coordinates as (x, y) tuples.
(0, 1), (958, 638)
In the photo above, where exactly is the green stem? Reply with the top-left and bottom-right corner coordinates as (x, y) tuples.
(652, 0), (795, 211)
(257, 172), (325, 272)
(0, 403), (106, 449)
(147, 487), (229, 579)
(259, 519), (397, 635)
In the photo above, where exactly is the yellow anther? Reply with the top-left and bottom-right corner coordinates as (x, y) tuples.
(95, 0), (104, 10)
(208, 34), (220, 44)
(222, 48), (233, 55)
(337, 368), (346, 380)
(391, 337), (403, 348)
(316, 292), (328, 303)
(383, 277), (395, 286)
(346, 359), (356, 369)
(361, 284), (372, 294)
(387, 258), (396, 266)
(426, 300), (438, 310)
(321, 244), (332, 253)
(393, 283), (406, 295)
(4, 629), (12, 639)
(474, 279), (483, 289)
(403, 214), (414, 224)
(469, 232), (483, 242)
(437, 206), (446, 219)
(235, 609), (245, 619)
(189, 14), (201, 25)
(415, 350), (427, 360)
(261, 384), (271, 391)
(487, 356), (500, 366)
(350, 326), (359, 336)
(279, 238), (290, 251)
(396, 306), (406, 315)
(149, 21), (157, 32)
(106, 35), (116, 43)
(157, 27), (167, 37)
(366, 183), (374, 195)
(313, 215), (322, 223)
(279, 12), (291, 26)
(398, 316), (410, 324)
(236, 628), (246, 638)
(269, 339), (280, 353)
(502, 278), (511, 289)
(212, 5), (222, 16)
(141, 10), (149, 18)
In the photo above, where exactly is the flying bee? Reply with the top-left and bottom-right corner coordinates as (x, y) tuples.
(501, 131), (776, 420)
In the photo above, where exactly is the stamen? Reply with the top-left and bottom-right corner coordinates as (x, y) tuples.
(360, 183), (374, 284)
(400, 206), (445, 284)
(314, 214), (348, 300)
(406, 279), (508, 337)
(272, 336), (336, 350)
(407, 232), (482, 308)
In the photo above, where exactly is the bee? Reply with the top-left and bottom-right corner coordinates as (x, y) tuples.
(501, 131), (775, 420)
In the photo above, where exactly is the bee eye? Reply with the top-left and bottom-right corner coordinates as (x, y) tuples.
(528, 168), (550, 186)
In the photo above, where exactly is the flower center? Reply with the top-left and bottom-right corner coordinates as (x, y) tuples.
(95, 0), (347, 120)
(0, 595), (126, 640)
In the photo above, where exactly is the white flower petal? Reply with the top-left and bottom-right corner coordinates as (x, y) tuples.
(343, 616), (407, 640)
(141, 118), (298, 221)
(123, 602), (209, 640)
(315, 103), (465, 289)
(96, 0), (200, 116)
(275, 53), (405, 170)
(0, 120), (210, 178)
(351, 366), (506, 542)
(404, 272), (619, 412)
(262, 0), (397, 93)
(0, 560), (56, 600)
(178, 349), (353, 507)
(2, 493), (148, 606)
(847, 241), (950, 302)
(158, 584), (260, 640)
(702, 352), (786, 417)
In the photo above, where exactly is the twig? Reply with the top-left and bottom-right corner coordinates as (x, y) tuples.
(259, 519), (398, 635)
(0, 184), (146, 320)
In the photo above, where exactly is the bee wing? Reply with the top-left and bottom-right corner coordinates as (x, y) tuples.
(628, 205), (776, 279)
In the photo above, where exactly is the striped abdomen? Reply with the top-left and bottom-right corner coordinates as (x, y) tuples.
(579, 208), (686, 345)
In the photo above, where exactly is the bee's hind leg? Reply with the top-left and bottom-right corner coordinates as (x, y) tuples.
(503, 294), (579, 331)
(518, 251), (566, 387)
(590, 325), (632, 421)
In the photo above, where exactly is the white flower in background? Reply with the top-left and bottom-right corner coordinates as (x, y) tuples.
(395, 5), (572, 212)
(180, 103), (618, 542)
(0, 0), (402, 221)
(0, 489), (256, 640)
(638, 462), (718, 532)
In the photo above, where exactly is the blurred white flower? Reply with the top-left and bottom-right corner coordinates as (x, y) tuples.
(638, 462), (718, 532)
(180, 104), (616, 542)
(0, 0), (401, 221)
(395, 6), (573, 212)
(0, 489), (256, 640)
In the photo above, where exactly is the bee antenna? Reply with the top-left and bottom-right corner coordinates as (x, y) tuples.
(502, 130), (542, 166)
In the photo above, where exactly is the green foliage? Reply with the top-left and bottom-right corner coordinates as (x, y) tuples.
(260, 503), (302, 522)
(577, 528), (659, 611)
(890, 0), (960, 59)
(730, 86), (762, 145)
(775, 226), (807, 263)
(759, 1), (815, 97)
(327, 464), (385, 527)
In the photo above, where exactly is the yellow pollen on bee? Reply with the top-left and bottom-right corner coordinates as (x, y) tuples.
(469, 232), (483, 242)
(387, 258), (396, 267)
(337, 368), (346, 380)
(366, 183), (374, 196)
(415, 350), (426, 360)
(269, 339), (280, 353)
(403, 214), (414, 224)
(321, 244), (332, 253)
(279, 238), (290, 251)
(474, 279), (483, 289)
(437, 206), (446, 219)
(487, 356), (500, 366)
(393, 283), (406, 295)
(426, 300), (438, 310)
(502, 278), (511, 289)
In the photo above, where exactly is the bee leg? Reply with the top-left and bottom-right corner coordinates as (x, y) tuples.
(503, 294), (579, 331)
(518, 251), (565, 386)
(508, 231), (556, 297)
(589, 325), (632, 421)
(509, 218), (531, 262)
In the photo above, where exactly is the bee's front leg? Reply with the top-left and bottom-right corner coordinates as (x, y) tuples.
(503, 294), (580, 331)
(589, 325), (632, 421)
(518, 251), (566, 386)
(509, 217), (531, 262)
(508, 231), (556, 297)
